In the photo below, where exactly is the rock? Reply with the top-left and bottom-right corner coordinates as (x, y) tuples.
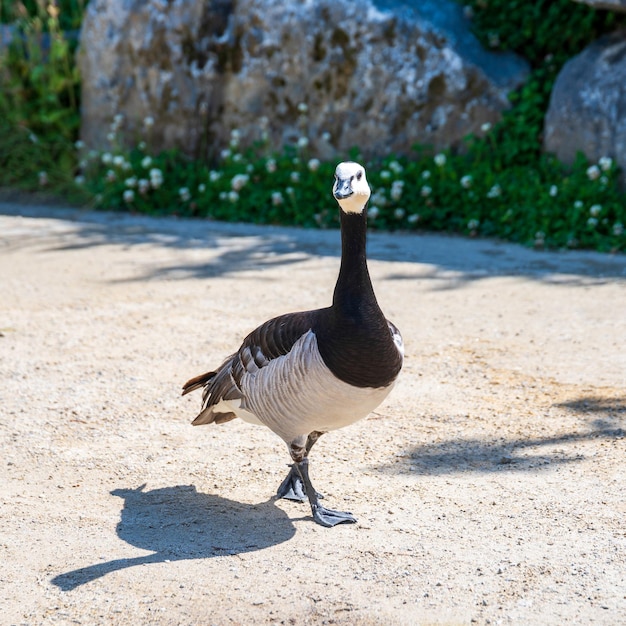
(78, 0), (529, 160)
(543, 31), (626, 185)
(572, 0), (626, 11)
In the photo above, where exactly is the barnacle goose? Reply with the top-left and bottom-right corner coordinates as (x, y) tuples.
(182, 161), (403, 527)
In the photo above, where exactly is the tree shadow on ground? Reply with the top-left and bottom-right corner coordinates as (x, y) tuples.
(2, 204), (625, 285)
(387, 400), (624, 475)
(51, 484), (297, 591)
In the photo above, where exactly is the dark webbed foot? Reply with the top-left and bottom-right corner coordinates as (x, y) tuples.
(295, 457), (356, 528)
(276, 465), (323, 502)
(311, 503), (357, 528)
(276, 465), (306, 502)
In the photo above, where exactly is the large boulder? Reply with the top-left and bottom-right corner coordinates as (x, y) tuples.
(543, 31), (626, 185)
(78, 0), (529, 160)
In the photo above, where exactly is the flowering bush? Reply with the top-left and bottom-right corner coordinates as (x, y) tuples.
(73, 110), (626, 252)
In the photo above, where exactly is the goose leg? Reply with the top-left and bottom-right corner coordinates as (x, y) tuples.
(276, 431), (325, 502)
(295, 457), (356, 528)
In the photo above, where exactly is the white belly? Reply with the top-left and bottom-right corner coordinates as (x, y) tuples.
(236, 331), (394, 443)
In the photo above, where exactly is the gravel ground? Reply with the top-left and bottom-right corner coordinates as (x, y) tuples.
(0, 202), (625, 625)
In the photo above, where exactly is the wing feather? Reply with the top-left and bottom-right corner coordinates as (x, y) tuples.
(183, 310), (318, 425)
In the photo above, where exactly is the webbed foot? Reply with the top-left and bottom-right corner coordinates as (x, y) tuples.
(277, 465), (323, 502)
(311, 504), (357, 527)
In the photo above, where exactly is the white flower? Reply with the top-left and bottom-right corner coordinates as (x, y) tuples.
(123, 189), (134, 203)
(390, 180), (404, 201)
(380, 170), (391, 180)
(74, 175), (85, 185)
(179, 187), (191, 202)
(125, 177), (137, 188)
(230, 128), (241, 141)
(321, 131), (331, 142)
(209, 170), (221, 182)
(368, 206), (380, 219)
(481, 122), (492, 133)
(290, 171), (300, 183)
(138, 179), (150, 194)
(408, 213), (420, 224)
(198, 183), (206, 193)
(600, 176), (608, 186)
(434, 153), (446, 167)
(101, 152), (113, 165)
(149, 168), (163, 188)
(232, 153), (243, 163)
(589, 204), (602, 216)
(307, 158), (320, 172)
(549, 185), (558, 197)
(420, 185), (432, 197)
(394, 207), (405, 219)
(113, 155), (125, 167)
(460, 175), (473, 189)
(574, 200), (583, 209)
(138, 141), (146, 150)
(370, 190), (387, 206)
(231, 173), (249, 191)
(599, 156), (613, 171)
(219, 191), (227, 201)
(228, 190), (239, 203)
(74, 140), (85, 150)
(141, 156), (152, 168)
(113, 113), (124, 126)
(106, 132), (116, 142)
(143, 116), (155, 128)
(613, 222), (624, 236)
(587, 217), (598, 227)
(38, 171), (48, 186)
(586, 164), (601, 180)
(297, 102), (308, 113)
(486, 184), (501, 198)
(389, 160), (403, 174)
(220, 148), (232, 160)
(297, 136), (309, 149)
(29, 133), (38, 144)
(266, 159), (277, 174)
(286, 186), (295, 197)
(421, 170), (431, 180)
(106, 169), (116, 182)
(467, 218), (480, 230)
(271, 191), (284, 206)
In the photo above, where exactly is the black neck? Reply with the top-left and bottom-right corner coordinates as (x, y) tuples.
(332, 209), (378, 317)
(314, 206), (402, 388)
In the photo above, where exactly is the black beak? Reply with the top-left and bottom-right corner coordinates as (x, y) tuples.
(333, 178), (353, 200)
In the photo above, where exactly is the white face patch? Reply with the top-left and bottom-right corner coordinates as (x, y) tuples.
(333, 161), (371, 214)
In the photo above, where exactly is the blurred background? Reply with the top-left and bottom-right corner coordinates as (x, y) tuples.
(1, 0), (625, 251)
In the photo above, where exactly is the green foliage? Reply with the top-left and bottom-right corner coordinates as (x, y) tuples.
(463, 0), (624, 69)
(0, 0), (81, 188)
(79, 121), (625, 253)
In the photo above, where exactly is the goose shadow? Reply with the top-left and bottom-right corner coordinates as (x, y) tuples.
(386, 400), (625, 475)
(51, 484), (296, 591)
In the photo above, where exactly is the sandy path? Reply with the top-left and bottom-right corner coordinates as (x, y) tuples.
(0, 203), (625, 625)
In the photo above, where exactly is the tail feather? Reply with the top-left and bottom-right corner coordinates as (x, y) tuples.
(182, 370), (216, 396)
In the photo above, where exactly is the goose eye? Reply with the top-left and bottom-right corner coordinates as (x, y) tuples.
(356, 171), (363, 181)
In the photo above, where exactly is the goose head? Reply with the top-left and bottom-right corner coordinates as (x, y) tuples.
(333, 161), (370, 214)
